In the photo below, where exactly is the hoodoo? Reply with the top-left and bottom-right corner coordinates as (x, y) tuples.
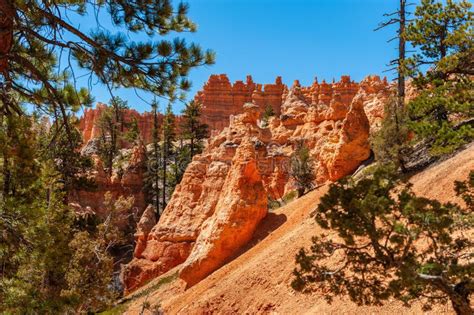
(121, 74), (391, 293)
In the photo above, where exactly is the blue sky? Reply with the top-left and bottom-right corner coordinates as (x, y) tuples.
(72, 0), (407, 113)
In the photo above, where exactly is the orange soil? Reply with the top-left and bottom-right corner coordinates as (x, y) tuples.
(123, 143), (474, 315)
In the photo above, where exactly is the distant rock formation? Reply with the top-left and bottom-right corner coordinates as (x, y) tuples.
(78, 75), (389, 144)
(79, 103), (156, 145)
(121, 75), (390, 294)
(196, 74), (389, 133)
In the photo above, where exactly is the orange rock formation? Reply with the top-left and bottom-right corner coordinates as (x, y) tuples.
(197, 74), (389, 132)
(122, 75), (390, 294)
(79, 103), (166, 145)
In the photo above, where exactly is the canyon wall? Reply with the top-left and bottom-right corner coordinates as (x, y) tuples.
(196, 74), (389, 132)
(121, 75), (390, 294)
(80, 103), (155, 145)
(78, 75), (389, 143)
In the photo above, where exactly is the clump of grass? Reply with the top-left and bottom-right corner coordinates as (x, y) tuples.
(99, 273), (177, 314)
(268, 190), (298, 211)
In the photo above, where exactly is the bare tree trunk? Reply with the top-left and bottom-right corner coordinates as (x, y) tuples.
(396, 0), (407, 173)
(397, 0), (406, 110)
(152, 105), (160, 220)
(162, 144), (167, 209)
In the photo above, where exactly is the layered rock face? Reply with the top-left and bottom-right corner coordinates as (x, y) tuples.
(195, 75), (285, 131)
(122, 75), (390, 293)
(196, 74), (389, 132)
(79, 103), (173, 145)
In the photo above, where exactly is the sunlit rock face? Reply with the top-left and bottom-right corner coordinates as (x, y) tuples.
(196, 74), (389, 133)
(122, 75), (390, 293)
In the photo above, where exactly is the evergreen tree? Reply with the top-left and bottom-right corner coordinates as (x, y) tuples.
(181, 100), (209, 157)
(371, 98), (409, 168)
(290, 141), (315, 197)
(168, 142), (191, 195)
(162, 103), (176, 208)
(96, 97), (130, 175)
(375, 0), (410, 171)
(144, 100), (162, 219)
(63, 192), (134, 312)
(40, 119), (94, 196)
(0, 0), (214, 137)
(292, 166), (473, 315)
(405, 0), (473, 154)
(0, 111), (132, 313)
(262, 104), (275, 127)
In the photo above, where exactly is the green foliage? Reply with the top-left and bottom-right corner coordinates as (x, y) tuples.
(181, 100), (209, 157)
(97, 97), (131, 174)
(290, 141), (315, 197)
(40, 119), (94, 192)
(455, 170), (474, 212)
(405, 0), (473, 155)
(124, 117), (141, 144)
(0, 112), (40, 199)
(371, 98), (409, 168)
(268, 190), (298, 211)
(407, 78), (474, 155)
(63, 192), (134, 312)
(292, 166), (473, 314)
(144, 101), (162, 218)
(2, 0), (214, 134)
(262, 104), (275, 127)
(0, 112), (134, 313)
(161, 104), (176, 208)
(1, 163), (76, 313)
(406, 0), (473, 75)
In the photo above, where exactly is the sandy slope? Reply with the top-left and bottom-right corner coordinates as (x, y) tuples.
(124, 144), (474, 315)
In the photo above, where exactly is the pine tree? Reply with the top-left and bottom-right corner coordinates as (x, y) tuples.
(40, 119), (94, 196)
(405, 0), (473, 155)
(181, 100), (209, 157)
(144, 100), (162, 220)
(262, 104), (275, 127)
(371, 98), (409, 168)
(0, 0), (214, 138)
(96, 97), (130, 175)
(374, 0), (410, 170)
(292, 166), (473, 315)
(290, 141), (315, 197)
(162, 103), (176, 208)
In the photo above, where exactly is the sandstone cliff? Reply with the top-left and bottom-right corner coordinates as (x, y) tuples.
(197, 74), (389, 132)
(122, 75), (390, 293)
(78, 75), (389, 143)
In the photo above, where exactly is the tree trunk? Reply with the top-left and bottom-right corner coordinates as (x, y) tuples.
(452, 280), (473, 315)
(0, 0), (14, 75)
(152, 107), (160, 220)
(397, 0), (406, 109)
(396, 0), (407, 173)
(162, 143), (167, 209)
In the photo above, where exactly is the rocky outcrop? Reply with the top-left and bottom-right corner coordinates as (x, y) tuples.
(123, 75), (389, 293)
(197, 74), (390, 132)
(79, 75), (389, 143)
(179, 139), (267, 287)
(133, 205), (157, 258)
(79, 103), (182, 145)
(195, 75), (285, 131)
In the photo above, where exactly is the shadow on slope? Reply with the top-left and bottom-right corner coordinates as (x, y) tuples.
(233, 212), (288, 259)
